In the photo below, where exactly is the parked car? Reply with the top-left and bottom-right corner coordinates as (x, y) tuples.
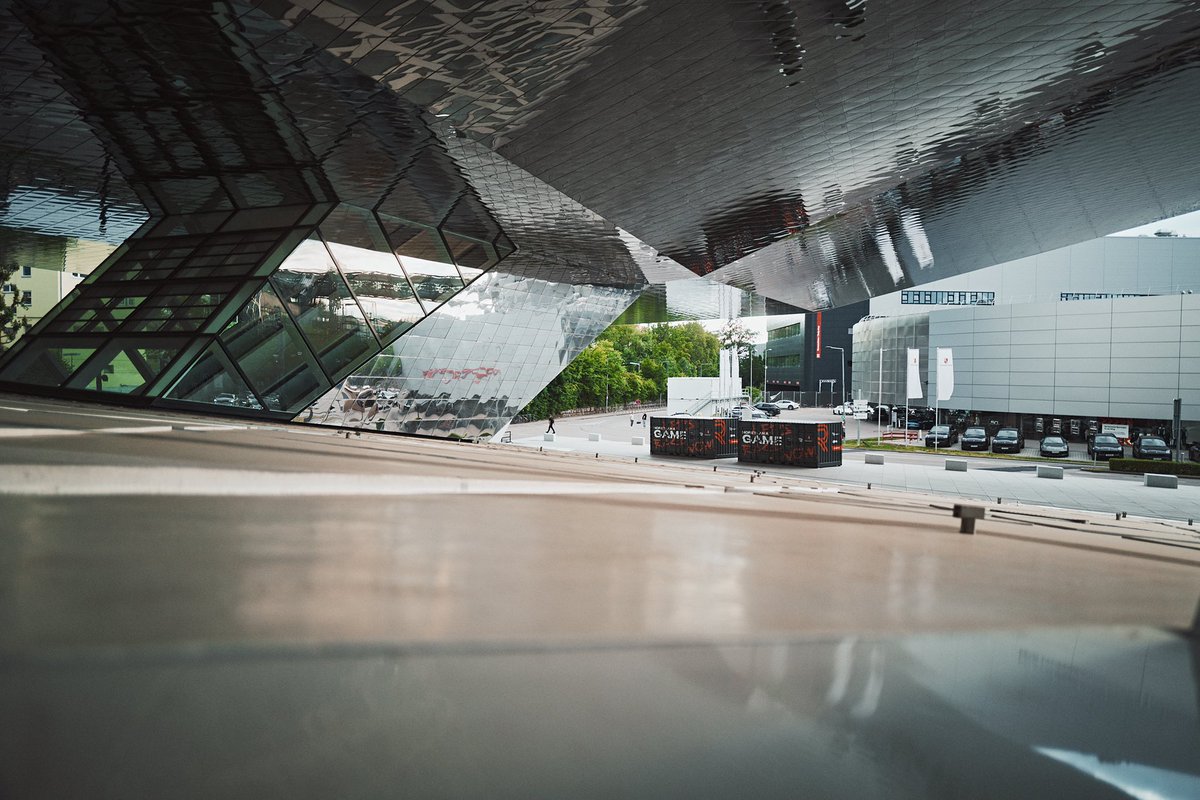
(924, 425), (958, 447)
(1132, 436), (1171, 461)
(991, 428), (1024, 454)
(754, 402), (782, 416)
(1086, 433), (1123, 460)
(1039, 436), (1070, 458)
(774, 399), (800, 410)
(1189, 441), (1200, 462)
(730, 406), (769, 420)
(960, 427), (990, 451)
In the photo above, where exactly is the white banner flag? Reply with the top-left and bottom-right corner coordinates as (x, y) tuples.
(906, 348), (922, 399)
(936, 347), (954, 402)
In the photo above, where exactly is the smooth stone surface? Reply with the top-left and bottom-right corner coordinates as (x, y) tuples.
(1037, 465), (1065, 479)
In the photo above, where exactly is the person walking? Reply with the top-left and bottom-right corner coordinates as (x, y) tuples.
(546, 416), (556, 434)
(641, 412), (647, 426)
(630, 413), (635, 427)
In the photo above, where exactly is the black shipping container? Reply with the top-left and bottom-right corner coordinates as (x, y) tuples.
(737, 420), (843, 467)
(649, 416), (739, 458)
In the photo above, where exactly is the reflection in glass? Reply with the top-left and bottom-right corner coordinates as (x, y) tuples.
(269, 236), (378, 376)
(0, 341), (96, 387)
(378, 213), (464, 308)
(220, 282), (324, 411)
(164, 341), (260, 409)
(66, 343), (181, 394)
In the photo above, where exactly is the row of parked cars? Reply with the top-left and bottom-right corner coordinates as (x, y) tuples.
(928, 425), (1187, 460)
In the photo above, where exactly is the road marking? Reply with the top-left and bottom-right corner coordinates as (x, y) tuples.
(0, 465), (719, 497)
(0, 405), (29, 412)
(0, 425), (173, 439)
(0, 428), (85, 439)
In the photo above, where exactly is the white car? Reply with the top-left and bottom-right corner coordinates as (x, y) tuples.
(774, 400), (799, 410)
(730, 406), (769, 420)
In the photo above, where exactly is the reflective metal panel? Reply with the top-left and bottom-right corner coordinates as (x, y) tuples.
(301, 271), (639, 438)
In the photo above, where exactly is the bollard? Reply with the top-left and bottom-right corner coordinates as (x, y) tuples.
(543, 432), (556, 442)
(945, 459), (967, 472)
(588, 432), (602, 442)
(1036, 465), (1064, 479)
(865, 453), (885, 465)
(953, 504), (985, 534)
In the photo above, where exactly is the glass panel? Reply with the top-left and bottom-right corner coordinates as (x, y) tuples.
(0, 341), (95, 387)
(269, 235), (378, 377)
(400, 256), (464, 306)
(164, 341), (260, 409)
(441, 230), (498, 272)
(81, 350), (146, 394)
(379, 214), (464, 307)
(378, 214), (451, 263)
(321, 206), (426, 342)
(145, 211), (233, 238)
(220, 282), (324, 412)
(123, 281), (238, 333)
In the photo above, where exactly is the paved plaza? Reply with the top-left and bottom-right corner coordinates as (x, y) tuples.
(504, 409), (1200, 524)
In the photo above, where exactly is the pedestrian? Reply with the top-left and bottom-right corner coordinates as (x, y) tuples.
(641, 412), (647, 426)
(630, 413), (635, 427)
(1182, 427), (1189, 447)
(546, 415), (556, 434)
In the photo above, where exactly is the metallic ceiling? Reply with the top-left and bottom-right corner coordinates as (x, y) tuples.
(264, 0), (1200, 309)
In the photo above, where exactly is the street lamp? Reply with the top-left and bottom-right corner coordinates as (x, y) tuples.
(826, 346), (846, 407)
(762, 348), (769, 402)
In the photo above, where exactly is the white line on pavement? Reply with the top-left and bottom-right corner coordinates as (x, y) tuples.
(0, 465), (719, 498)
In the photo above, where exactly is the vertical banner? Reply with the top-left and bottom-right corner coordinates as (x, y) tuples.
(906, 348), (922, 399)
(815, 312), (822, 359)
(936, 347), (954, 401)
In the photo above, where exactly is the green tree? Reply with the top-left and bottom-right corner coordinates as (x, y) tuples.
(522, 320), (724, 418)
(0, 263), (31, 353)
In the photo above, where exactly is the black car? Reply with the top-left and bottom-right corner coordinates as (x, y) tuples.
(991, 428), (1024, 454)
(924, 425), (958, 447)
(1086, 433), (1123, 460)
(1038, 436), (1070, 458)
(961, 427), (990, 451)
(1189, 442), (1200, 462)
(754, 402), (782, 416)
(1132, 436), (1171, 461)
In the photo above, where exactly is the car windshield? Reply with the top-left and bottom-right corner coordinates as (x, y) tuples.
(1141, 438), (1166, 447)
(997, 430), (1017, 439)
(931, 426), (949, 434)
(1043, 437), (1065, 445)
(1094, 435), (1118, 444)
(965, 428), (985, 436)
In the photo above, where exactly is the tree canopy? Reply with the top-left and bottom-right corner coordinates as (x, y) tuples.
(522, 322), (722, 418)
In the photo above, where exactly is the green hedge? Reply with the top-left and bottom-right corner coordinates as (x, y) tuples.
(1108, 458), (1200, 477)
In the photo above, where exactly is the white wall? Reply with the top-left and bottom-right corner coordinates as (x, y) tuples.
(928, 294), (1200, 421)
(871, 236), (1200, 317)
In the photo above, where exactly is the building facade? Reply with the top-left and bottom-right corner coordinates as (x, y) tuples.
(4, 1), (1200, 436)
(853, 239), (1200, 434)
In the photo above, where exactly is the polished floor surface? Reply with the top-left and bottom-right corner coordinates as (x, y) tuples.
(3, 395), (1200, 798)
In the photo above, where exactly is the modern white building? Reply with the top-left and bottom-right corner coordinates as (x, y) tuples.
(853, 236), (1200, 435)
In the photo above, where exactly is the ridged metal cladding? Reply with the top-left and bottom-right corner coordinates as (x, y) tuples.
(0, 0), (662, 433)
(263, 0), (1200, 309)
